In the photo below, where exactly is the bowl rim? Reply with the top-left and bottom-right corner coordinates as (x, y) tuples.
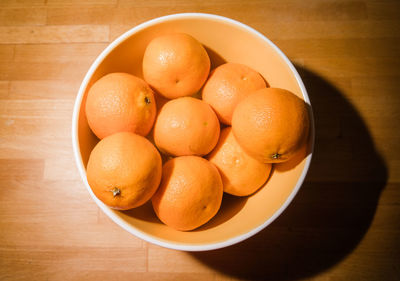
(72, 12), (315, 252)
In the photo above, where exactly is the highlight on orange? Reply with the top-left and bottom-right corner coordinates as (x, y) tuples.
(232, 88), (310, 163)
(153, 97), (220, 157)
(202, 62), (267, 125)
(85, 72), (156, 139)
(143, 33), (210, 99)
(86, 132), (162, 210)
(151, 156), (223, 231)
(207, 127), (272, 196)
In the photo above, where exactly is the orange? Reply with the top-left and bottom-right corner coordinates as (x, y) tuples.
(151, 156), (223, 231)
(202, 62), (267, 125)
(207, 127), (272, 196)
(86, 132), (162, 210)
(142, 33), (210, 99)
(232, 88), (310, 163)
(85, 72), (156, 139)
(153, 97), (220, 156)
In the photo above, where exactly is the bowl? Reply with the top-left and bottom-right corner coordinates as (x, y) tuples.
(72, 13), (314, 251)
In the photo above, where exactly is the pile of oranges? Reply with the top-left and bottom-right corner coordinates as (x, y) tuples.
(85, 33), (310, 231)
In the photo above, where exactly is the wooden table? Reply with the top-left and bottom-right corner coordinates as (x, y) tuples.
(1, 1), (399, 280)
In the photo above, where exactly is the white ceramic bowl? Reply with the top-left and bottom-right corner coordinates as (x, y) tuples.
(72, 13), (314, 251)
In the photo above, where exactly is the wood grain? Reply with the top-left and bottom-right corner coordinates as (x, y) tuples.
(14, 43), (108, 62)
(0, 61), (93, 80)
(0, 45), (14, 62)
(0, 25), (109, 44)
(6, 80), (81, 99)
(0, 1), (399, 280)
(0, 0), (45, 7)
(0, 8), (46, 26)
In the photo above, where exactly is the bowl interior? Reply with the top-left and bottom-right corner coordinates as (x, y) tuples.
(75, 14), (312, 249)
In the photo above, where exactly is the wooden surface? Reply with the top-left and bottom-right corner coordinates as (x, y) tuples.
(0, 1), (399, 280)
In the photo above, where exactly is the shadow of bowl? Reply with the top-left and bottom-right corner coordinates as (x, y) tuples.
(189, 65), (388, 280)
